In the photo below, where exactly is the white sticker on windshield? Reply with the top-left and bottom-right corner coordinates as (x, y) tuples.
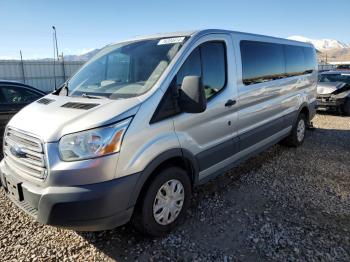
(158, 37), (185, 45)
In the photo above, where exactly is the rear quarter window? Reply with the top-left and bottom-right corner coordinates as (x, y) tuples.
(303, 47), (316, 73)
(285, 45), (305, 76)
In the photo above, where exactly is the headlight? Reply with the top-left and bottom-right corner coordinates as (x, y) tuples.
(59, 118), (131, 161)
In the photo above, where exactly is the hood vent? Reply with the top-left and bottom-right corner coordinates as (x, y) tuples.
(61, 102), (99, 110)
(37, 98), (55, 105)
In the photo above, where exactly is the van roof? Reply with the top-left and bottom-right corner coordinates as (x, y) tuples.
(109, 29), (314, 48)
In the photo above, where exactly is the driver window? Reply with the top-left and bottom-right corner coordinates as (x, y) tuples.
(1, 86), (40, 104)
(176, 47), (201, 86)
(175, 41), (226, 99)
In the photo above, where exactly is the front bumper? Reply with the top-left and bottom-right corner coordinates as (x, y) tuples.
(0, 161), (140, 231)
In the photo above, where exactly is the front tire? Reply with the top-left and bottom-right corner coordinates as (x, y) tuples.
(282, 113), (307, 147)
(132, 166), (191, 236)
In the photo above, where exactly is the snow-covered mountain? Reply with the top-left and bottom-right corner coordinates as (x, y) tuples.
(287, 36), (349, 51)
(0, 49), (101, 61)
(63, 49), (100, 61)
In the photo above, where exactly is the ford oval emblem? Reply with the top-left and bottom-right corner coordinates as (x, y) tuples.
(10, 145), (27, 158)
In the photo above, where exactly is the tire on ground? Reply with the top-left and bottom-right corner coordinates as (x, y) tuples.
(281, 113), (307, 147)
(132, 166), (192, 236)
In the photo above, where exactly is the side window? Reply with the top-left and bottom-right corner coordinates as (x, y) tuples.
(1, 86), (41, 104)
(285, 45), (305, 76)
(0, 91), (6, 104)
(176, 47), (201, 86)
(176, 42), (226, 99)
(303, 47), (316, 73)
(201, 42), (226, 98)
(151, 41), (227, 123)
(240, 41), (285, 85)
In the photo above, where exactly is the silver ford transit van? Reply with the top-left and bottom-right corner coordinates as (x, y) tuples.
(0, 29), (317, 236)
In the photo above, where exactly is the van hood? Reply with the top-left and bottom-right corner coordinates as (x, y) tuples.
(317, 82), (347, 95)
(8, 94), (141, 142)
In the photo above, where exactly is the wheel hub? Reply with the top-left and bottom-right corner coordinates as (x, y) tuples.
(297, 119), (305, 142)
(153, 179), (185, 225)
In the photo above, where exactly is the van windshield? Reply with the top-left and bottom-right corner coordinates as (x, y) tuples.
(67, 37), (187, 99)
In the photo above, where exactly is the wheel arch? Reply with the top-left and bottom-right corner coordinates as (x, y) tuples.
(128, 148), (199, 208)
(297, 102), (310, 123)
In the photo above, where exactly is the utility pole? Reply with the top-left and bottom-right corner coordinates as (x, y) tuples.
(19, 50), (25, 84)
(52, 26), (58, 90)
(61, 52), (66, 81)
(52, 26), (59, 61)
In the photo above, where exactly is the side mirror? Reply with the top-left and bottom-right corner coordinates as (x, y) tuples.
(178, 76), (207, 113)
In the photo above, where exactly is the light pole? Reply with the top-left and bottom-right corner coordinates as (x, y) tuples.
(52, 26), (59, 90)
(52, 26), (59, 61)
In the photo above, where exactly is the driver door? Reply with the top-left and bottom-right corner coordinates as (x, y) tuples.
(173, 34), (239, 180)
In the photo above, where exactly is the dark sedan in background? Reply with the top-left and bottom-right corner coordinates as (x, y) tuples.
(317, 71), (350, 115)
(0, 81), (46, 145)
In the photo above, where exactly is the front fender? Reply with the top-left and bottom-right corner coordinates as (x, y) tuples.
(124, 132), (181, 173)
(127, 148), (181, 207)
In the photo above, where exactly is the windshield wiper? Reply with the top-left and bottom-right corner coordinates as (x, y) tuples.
(81, 93), (104, 99)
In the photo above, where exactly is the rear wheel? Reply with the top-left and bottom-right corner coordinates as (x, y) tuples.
(282, 113), (307, 147)
(132, 166), (191, 236)
(342, 98), (350, 116)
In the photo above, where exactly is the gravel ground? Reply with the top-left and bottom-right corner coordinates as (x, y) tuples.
(0, 113), (349, 261)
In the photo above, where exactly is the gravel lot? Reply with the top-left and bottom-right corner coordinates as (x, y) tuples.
(1, 114), (349, 261)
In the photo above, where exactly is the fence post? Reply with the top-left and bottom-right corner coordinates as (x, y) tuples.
(61, 52), (66, 81)
(20, 50), (26, 84)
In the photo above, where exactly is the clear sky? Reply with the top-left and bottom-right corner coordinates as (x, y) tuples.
(1, 0), (350, 59)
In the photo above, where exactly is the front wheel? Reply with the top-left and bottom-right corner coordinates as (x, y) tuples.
(132, 166), (191, 236)
(281, 113), (307, 147)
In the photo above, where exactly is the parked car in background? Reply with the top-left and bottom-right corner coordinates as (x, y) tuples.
(0, 29), (317, 236)
(0, 81), (46, 146)
(317, 71), (350, 115)
(336, 64), (350, 71)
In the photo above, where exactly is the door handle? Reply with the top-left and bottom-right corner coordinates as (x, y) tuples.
(225, 99), (236, 107)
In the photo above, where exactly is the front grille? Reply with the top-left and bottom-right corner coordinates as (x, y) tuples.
(3, 128), (47, 180)
(317, 94), (331, 99)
